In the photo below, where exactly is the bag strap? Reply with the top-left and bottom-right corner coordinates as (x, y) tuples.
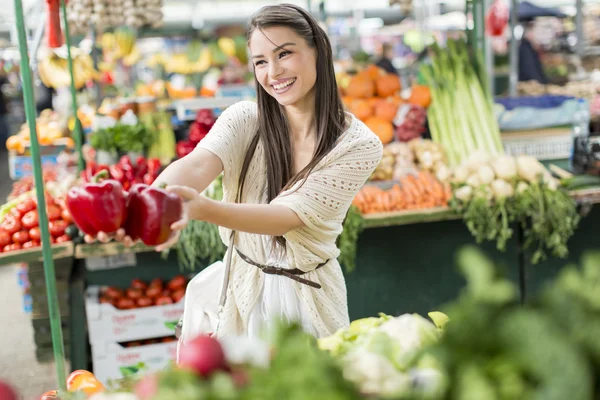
(214, 230), (236, 334)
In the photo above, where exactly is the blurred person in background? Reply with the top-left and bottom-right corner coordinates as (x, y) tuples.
(375, 42), (398, 75)
(0, 60), (10, 146)
(519, 21), (548, 84)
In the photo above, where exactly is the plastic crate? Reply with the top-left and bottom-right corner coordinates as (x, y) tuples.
(501, 127), (573, 160)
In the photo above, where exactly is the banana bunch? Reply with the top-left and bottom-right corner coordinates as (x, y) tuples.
(38, 50), (99, 89)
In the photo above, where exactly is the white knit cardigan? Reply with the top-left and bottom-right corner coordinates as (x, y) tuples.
(196, 100), (383, 338)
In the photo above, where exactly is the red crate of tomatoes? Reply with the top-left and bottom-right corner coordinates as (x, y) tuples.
(85, 276), (188, 344)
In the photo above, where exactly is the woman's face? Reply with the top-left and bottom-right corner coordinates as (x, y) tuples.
(249, 26), (317, 109)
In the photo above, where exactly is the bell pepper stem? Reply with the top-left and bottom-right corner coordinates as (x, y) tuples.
(158, 182), (168, 189)
(92, 169), (110, 183)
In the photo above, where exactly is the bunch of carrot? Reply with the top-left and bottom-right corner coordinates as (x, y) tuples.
(353, 171), (452, 214)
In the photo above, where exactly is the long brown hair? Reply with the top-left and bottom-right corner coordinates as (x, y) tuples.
(238, 4), (346, 247)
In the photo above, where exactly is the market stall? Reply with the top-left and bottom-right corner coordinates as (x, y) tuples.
(2, 0), (600, 398)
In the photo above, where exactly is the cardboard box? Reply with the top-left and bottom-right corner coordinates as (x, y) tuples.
(85, 286), (184, 344)
(92, 340), (177, 386)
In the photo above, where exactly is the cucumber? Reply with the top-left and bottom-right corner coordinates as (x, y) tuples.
(561, 175), (600, 191)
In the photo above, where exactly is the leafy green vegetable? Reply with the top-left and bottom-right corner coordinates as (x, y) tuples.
(432, 246), (594, 400)
(337, 205), (364, 273)
(242, 323), (362, 400)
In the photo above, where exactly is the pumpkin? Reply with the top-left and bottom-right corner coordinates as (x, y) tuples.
(361, 64), (385, 80)
(374, 100), (399, 122)
(365, 117), (394, 144)
(346, 76), (375, 98)
(341, 96), (354, 108)
(349, 99), (373, 121)
(408, 85), (432, 108)
(376, 74), (401, 97)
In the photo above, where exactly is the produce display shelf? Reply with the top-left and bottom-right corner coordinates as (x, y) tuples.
(362, 207), (460, 229)
(0, 242), (74, 266)
(570, 188), (600, 204)
(74, 242), (156, 259)
(174, 97), (243, 121)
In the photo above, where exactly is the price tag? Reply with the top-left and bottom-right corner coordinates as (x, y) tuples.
(85, 253), (137, 271)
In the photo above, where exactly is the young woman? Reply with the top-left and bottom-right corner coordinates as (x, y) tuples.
(93, 4), (383, 343)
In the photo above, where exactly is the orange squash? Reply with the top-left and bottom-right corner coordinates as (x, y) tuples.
(408, 85), (432, 108)
(376, 74), (401, 97)
(341, 96), (354, 108)
(365, 116), (394, 144)
(361, 64), (385, 80)
(346, 76), (375, 99)
(374, 100), (399, 122)
(349, 99), (373, 121)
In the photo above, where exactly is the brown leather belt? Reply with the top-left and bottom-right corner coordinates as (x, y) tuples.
(235, 248), (328, 289)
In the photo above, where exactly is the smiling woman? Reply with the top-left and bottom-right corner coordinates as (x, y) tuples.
(86, 4), (383, 353)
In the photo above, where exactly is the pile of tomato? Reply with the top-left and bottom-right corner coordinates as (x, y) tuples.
(100, 276), (188, 310)
(121, 335), (178, 348)
(0, 195), (74, 253)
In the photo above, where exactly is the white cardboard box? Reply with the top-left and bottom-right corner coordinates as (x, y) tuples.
(92, 340), (177, 386)
(85, 286), (184, 343)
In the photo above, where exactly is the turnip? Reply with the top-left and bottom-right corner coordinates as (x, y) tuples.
(478, 165), (495, 185)
(516, 156), (545, 183)
(491, 179), (514, 200)
(0, 381), (18, 400)
(178, 335), (227, 377)
(454, 186), (473, 202)
(491, 155), (517, 180)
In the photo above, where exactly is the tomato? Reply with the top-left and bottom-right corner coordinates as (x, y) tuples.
(145, 286), (162, 299)
(161, 289), (172, 298)
(49, 220), (67, 237)
(167, 275), (187, 291)
(28, 227), (41, 241)
(16, 198), (36, 215)
(116, 297), (136, 310)
(161, 336), (176, 343)
(55, 234), (71, 243)
(99, 296), (113, 305)
(66, 369), (104, 395)
(0, 230), (10, 248)
(136, 296), (153, 308)
(126, 288), (143, 300)
(9, 207), (23, 218)
(149, 278), (164, 289)
(22, 240), (40, 249)
(104, 286), (124, 299)
(40, 390), (59, 400)
(21, 210), (38, 229)
(155, 296), (173, 306)
(127, 341), (142, 348)
(3, 244), (22, 252)
(12, 230), (29, 244)
(49, 236), (56, 244)
(61, 208), (72, 223)
(171, 288), (186, 303)
(46, 205), (61, 221)
(131, 278), (148, 290)
(1, 216), (21, 235)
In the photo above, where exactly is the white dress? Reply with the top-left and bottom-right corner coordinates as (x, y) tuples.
(178, 100), (383, 348)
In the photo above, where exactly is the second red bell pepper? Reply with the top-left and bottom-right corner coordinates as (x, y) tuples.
(124, 183), (183, 246)
(66, 170), (128, 236)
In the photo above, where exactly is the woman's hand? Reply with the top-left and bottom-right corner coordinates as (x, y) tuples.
(83, 229), (137, 247)
(154, 185), (206, 252)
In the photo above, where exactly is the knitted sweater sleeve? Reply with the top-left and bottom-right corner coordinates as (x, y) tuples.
(196, 101), (258, 183)
(271, 122), (383, 272)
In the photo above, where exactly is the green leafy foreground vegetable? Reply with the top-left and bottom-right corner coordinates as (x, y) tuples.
(432, 246), (593, 400)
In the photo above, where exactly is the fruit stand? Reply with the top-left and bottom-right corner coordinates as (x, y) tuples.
(4, 0), (600, 398)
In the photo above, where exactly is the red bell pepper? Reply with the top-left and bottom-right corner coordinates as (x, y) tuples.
(124, 183), (183, 246)
(176, 140), (196, 159)
(66, 170), (128, 236)
(109, 164), (125, 183)
(135, 156), (148, 179)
